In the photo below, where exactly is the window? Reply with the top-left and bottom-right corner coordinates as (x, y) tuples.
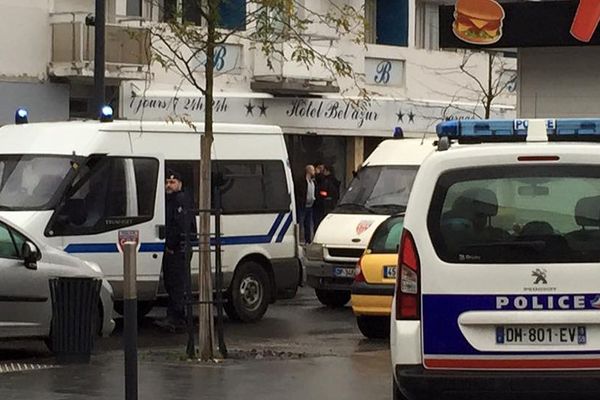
(428, 166), (600, 264)
(216, 161), (289, 214)
(165, 160), (290, 214)
(365, 0), (408, 46)
(369, 216), (404, 254)
(47, 157), (158, 236)
(337, 166), (418, 215)
(0, 223), (26, 259)
(126, 0), (142, 17)
(0, 155), (79, 211)
(415, 0), (439, 50)
(161, 0), (246, 28)
(219, 0), (246, 30)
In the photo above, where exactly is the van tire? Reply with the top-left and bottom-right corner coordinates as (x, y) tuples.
(315, 289), (350, 308)
(226, 261), (270, 323)
(393, 377), (408, 400)
(356, 316), (389, 339)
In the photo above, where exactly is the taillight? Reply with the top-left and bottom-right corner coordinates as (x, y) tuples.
(395, 229), (420, 320)
(354, 256), (365, 283)
(319, 190), (328, 197)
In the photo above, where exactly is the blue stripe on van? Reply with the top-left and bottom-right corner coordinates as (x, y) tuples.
(276, 213), (293, 243)
(64, 212), (289, 254)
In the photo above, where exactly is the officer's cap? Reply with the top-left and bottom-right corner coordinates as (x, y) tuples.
(166, 169), (182, 182)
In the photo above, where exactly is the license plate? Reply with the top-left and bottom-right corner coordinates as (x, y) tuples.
(496, 326), (587, 345)
(333, 267), (355, 278)
(383, 266), (397, 279)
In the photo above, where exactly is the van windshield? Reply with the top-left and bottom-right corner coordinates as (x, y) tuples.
(428, 165), (600, 263)
(0, 155), (78, 210)
(336, 166), (418, 215)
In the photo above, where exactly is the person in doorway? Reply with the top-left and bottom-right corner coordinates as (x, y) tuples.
(155, 170), (196, 332)
(314, 164), (341, 229)
(295, 164), (317, 244)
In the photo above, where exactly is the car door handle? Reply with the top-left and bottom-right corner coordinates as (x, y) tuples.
(157, 224), (165, 240)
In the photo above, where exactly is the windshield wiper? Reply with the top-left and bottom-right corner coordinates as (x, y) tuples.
(336, 202), (376, 214)
(366, 204), (407, 213)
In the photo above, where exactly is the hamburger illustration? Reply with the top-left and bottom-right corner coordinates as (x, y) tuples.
(453, 0), (505, 45)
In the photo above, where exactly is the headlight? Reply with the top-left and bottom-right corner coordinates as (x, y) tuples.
(305, 243), (324, 261)
(84, 260), (103, 275)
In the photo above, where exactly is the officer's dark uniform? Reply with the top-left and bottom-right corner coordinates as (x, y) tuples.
(163, 182), (196, 326)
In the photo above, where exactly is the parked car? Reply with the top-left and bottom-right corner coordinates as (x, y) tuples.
(392, 118), (600, 400)
(0, 216), (114, 345)
(351, 215), (403, 339)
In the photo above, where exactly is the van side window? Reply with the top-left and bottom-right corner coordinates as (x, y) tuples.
(216, 160), (289, 214)
(46, 157), (158, 236)
(165, 160), (290, 214)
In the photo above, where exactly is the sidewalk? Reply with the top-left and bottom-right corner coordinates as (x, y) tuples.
(0, 346), (390, 400)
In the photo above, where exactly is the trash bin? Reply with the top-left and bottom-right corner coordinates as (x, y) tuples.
(49, 277), (101, 364)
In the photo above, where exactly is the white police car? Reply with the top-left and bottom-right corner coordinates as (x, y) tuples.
(391, 118), (600, 399)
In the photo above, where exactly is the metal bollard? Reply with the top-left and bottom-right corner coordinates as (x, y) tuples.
(123, 241), (138, 400)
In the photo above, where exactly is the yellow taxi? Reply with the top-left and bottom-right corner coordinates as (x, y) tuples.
(351, 215), (403, 338)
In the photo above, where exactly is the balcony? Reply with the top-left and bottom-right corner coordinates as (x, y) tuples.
(251, 34), (339, 95)
(49, 12), (150, 81)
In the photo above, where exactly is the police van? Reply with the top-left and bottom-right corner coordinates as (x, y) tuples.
(0, 112), (299, 322)
(304, 136), (434, 307)
(392, 118), (600, 399)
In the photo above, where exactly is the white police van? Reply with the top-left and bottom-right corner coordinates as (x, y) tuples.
(304, 137), (434, 307)
(392, 118), (600, 399)
(0, 111), (299, 322)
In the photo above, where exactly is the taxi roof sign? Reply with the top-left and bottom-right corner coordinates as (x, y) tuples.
(436, 118), (600, 143)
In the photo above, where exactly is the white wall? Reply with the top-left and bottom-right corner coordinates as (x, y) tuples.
(518, 47), (600, 118)
(0, 0), (52, 80)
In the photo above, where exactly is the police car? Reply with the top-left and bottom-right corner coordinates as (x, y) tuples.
(391, 118), (600, 399)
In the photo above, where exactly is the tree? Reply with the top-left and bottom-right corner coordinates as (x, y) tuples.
(147, 0), (365, 361)
(457, 50), (516, 119)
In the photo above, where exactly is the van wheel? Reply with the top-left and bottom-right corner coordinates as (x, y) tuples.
(315, 289), (350, 308)
(226, 261), (270, 323)
(393, 377), (408, 400)
(356, 316), (389, 339)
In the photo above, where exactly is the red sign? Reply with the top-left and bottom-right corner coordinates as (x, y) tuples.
(570, 0), (600, 42)
(117, 230), (140, 253)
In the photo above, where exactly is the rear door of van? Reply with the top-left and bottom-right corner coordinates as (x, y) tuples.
(420, 162), (600, 370)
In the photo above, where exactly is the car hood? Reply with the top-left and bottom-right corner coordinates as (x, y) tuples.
(40, 243), (104, 279)
(313, 213), (389, 247)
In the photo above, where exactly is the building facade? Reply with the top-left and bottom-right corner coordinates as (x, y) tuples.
(0, 0), (516, 185)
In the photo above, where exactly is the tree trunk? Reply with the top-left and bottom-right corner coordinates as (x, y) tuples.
(198, 0), (217, 361)
(485, 52), (493, 119)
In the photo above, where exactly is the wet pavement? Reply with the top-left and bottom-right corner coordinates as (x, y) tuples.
(0, 287), (392, 399)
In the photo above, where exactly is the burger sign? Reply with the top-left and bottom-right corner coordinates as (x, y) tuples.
(453, 0), (505, 45)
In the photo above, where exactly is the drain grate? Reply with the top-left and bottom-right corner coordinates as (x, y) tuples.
(0, 362), (58, 374)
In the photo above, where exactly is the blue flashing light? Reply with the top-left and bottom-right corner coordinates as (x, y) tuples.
(393, 126), (404, 139)
(15, 108), (28, 125)
(99, 105), (114, 122)
(436, 118), (600, 143)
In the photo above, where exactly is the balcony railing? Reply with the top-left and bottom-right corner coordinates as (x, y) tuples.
(49, 12), (150, 80)
(251, 34), (339, 94)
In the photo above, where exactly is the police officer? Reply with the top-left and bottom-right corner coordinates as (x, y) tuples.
(156, 170), (196, 332)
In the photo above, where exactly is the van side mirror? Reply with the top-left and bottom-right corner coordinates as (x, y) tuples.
(22, 242), (39, 270)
